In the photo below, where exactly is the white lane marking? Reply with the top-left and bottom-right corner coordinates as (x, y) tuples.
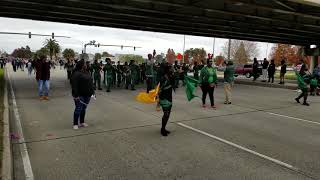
(267, 112), (320, 126)
(7, 70), (34, 180)
(177, 122), (299, 171)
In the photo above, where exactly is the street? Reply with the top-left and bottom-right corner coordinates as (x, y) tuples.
(8, 66), (320, 180)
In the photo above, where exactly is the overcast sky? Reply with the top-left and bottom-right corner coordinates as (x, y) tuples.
(0, 17), (273, 59)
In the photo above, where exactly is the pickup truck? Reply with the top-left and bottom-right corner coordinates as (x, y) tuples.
(234, 64), (262, 78)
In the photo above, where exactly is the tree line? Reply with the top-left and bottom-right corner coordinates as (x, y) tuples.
(8, 38), (304, 66)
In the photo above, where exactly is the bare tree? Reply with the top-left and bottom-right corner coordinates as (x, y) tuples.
(222, 40), (259, 61)
(234, 42), (249, 65)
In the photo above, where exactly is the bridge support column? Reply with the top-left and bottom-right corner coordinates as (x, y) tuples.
(310, 56), (317, 73)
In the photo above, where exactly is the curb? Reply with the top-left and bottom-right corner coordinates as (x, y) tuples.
(2, 68), (12, 180)
(217, 78), (297, 90)
(234, 80), (298, 90)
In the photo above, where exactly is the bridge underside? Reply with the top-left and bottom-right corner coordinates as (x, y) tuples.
(0, 0), (320, 46)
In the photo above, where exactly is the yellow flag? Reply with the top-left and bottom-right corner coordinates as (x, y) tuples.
(136, 83), (160, 103)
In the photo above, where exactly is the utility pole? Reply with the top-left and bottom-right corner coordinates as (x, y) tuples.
(182, 35), (186, 63)
(266, 43), (269, 59)
(213, 37), (216, 58)
(228, 39), (231, 61)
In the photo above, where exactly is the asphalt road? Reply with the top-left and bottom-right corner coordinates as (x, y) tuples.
(8, 66), (320, 180)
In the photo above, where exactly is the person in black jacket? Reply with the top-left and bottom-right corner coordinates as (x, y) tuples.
(71, 60), (95, 130)
(252, 58), (259, 81)
(268, 60), (276, 83)
(159, 64), (175, 136)
(65, 60), (74, 83)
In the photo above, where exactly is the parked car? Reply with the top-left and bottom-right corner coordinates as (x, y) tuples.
(234, 64), (262, 78)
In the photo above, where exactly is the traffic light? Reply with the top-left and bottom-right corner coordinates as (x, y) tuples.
(29, 32), (31, 38)
(52, 32), (54, 39)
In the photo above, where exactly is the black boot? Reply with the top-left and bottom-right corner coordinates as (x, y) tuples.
(302, 102), (310, 106)
(161, 128), (168, 136)
(161, 114), (169, 136)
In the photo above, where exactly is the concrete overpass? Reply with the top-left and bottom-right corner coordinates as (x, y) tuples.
(0, 0), (320, 46)
(1, 0), (320, 67)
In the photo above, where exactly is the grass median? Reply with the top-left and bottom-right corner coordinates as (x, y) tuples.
(0, 68), (4, 172)
(217, 70), (297, 80)
(274, 71), (296, 80)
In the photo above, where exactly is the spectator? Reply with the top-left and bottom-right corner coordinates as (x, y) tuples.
(261, 58), (269, 82)
(252, 58), (259, 81)
(12, 58), (17, 72)
(279, 59), (287, 84)
(0, 57), (5, 69)
(65, 60), (75, 83)
(26, 60), (33, 76)
(223, 61), (235, 104)
(34, 56), (51, 100)
(268, 60), (276, 83)
(71, 60), (95, 130)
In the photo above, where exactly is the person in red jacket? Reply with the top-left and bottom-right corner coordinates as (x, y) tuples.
(34, 56), (51, 100)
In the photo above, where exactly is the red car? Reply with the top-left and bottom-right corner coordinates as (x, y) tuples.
(234, 64), (262, 78)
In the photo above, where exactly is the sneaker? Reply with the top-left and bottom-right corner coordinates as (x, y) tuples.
(295, 98), (300, 103)
(211, 106), (217, 109)
(302, 102), (310, 106)
(98, 88), (103, 90)
(80, 123), (88, 128)
(228, 102), (232, 104)
(202, 104), (207, 108)
(39, 96), (44, 101)
(224, 101), (228, 104)
(106, 90), (110, 92)
(43, 96), (49, 100)
(73, 125), (79, 130)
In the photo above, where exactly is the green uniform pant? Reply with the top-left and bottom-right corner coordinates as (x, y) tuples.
(105, 75), (113, 91)
(126, 75), (135, 89)
(94, 73), (101, 89)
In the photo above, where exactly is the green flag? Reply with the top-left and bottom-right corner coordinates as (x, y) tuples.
(295, 71), (307, 90)
(185, 76), (199, 101)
